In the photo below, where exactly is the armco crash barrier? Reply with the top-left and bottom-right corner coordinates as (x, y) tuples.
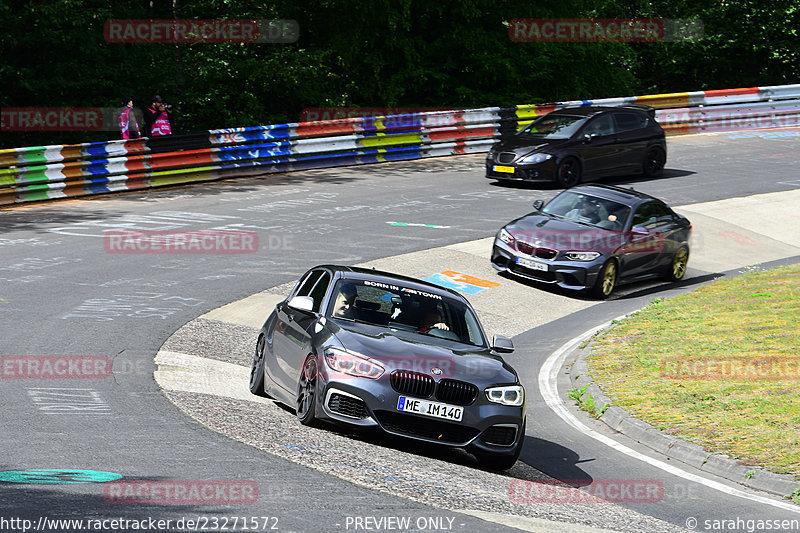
(1, 84), (798, 206)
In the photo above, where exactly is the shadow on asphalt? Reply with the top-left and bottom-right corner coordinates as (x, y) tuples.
(496, 270), (723, 302)
(519, 436), (595, 486)
(486, 168), (697, 191)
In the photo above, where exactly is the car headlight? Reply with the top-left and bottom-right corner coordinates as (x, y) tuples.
(498, 227), (515, 245)
(518, 152), (552, 165)
(486, 385), (525, 406)
(324, 348), (384, 379)
(564, 251), (601, 261)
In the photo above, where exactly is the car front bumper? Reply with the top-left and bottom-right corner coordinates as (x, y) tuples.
(490, 237), (606, 292)
(485, 157), (558, 182)
(315, 370), (525, 453)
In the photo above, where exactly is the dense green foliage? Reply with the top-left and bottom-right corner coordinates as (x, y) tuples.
(2, 0), (797, 148)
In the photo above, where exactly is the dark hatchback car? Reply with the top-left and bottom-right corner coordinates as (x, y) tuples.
(249, 265), (526, 470)
(486, 106), (667, 187)
(491, 184), (691, 298)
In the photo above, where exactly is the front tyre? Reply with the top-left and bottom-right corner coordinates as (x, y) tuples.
(474, 420), (525, 471)
(296, 355), (319, 426)
(249, 334), (267, 396)
(664, 246), (689, 282)
(556, 158), (581, 188)
(590, 260), (617, 299)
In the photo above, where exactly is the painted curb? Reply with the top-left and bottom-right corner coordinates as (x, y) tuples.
(568, 337), (800, 501)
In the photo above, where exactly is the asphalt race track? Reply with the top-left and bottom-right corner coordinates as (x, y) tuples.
(1, 128), (799, 533)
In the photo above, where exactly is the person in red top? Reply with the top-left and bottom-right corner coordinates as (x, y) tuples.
(143, 95), (173, 136)
(118, 98), (141, 139)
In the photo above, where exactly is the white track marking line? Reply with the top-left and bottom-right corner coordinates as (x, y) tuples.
(538, 318), (800, 514)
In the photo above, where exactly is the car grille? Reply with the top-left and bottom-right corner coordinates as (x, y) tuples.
(390, 370), (435, 398)
(374, 411), (480, 445)
(534, 247), (558, 259)
(516, 241), (534, 255)
(497, 152), (517, 164)
(390, 371), (478, 406)
(435, 379), (478, 406)
(515, 241), (558, 260)
(327, 393), (369, 419)
(481, 424), (518, 446)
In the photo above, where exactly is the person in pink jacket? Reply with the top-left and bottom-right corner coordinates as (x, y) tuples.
(143, 95), (173, 136)
(118, 98), (141, 139)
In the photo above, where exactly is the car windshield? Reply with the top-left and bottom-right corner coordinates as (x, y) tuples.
(327, 279), (486, 347)
(518, 114), (586, 139)
(542, 191), (631, 230)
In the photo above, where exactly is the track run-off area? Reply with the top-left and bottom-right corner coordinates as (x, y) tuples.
(1, 127), (799, 533)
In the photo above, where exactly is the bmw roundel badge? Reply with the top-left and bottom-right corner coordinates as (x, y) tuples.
(431, 368), (442, 376)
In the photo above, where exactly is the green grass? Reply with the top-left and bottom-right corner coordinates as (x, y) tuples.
(587, 264), (800, 481)
(568, 384), (609, 418)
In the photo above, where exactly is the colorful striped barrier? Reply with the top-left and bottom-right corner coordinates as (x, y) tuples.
(1, 84), (798, 206)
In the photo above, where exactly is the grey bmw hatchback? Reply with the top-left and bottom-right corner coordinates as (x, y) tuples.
(249, 265), (526, 470)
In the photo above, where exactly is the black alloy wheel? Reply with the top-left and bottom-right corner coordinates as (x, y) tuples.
(249, 335), (267, 396)
(556, 158), (581, 188)
(296, 356), (319, 426)
(643, 147), (666, 178)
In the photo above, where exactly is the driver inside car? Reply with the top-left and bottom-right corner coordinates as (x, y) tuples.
(419, 309), (450, 332)
(332, 283), (359, 319)
(566, 197), (605, 224)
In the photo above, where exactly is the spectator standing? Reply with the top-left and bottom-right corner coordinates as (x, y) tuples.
(118, 98), (141, 139)
(143, 95), (173, 136)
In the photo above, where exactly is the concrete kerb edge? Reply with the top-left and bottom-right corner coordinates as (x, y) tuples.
(565, 255), (800, 501)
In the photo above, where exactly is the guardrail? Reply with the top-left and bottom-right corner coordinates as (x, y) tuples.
(1, 84), (798, 206)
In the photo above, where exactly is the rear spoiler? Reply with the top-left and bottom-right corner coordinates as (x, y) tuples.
(620, 104), (657, 118)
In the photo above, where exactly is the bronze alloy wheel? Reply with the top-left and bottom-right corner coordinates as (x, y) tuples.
(591, 260), (617, 299)
(665, 246), (689, 282)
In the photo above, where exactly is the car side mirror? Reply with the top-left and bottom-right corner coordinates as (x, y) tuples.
(492, 334), (514, 353)
(287, 295), (314, 313)
(583, 133), (595, 143)
(533, 200), (544, 210)
(630, 225), (650, 239)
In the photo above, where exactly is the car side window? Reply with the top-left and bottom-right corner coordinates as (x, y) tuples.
(614, 113), (647, 133)
(307, 272), (331, 312)
(632, 202), (674, 229)
(295, 270), (323, 298)
(583, 114), (614, 137)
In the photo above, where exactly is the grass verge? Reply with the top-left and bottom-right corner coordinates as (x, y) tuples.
(587, 264), (800, 481)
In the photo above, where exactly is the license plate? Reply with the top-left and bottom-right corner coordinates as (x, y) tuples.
(397, 396), (463, 422)
(493, 165), (515, 174)
(516, 256), (548, 271)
